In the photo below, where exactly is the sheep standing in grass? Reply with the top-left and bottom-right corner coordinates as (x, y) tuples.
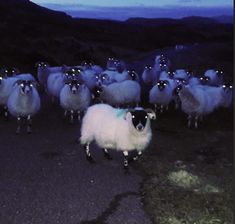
(93, 80), (141, 107)
(59, 79), (91, 123)
(80, 104), (156, 169)
(178, 84), (231, 128)
(7, 80), (41, 133)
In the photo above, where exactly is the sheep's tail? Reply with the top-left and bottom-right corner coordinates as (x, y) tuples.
(179, 87), (200, 110)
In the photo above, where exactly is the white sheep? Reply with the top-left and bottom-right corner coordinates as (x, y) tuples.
(93, 80), (141, 107)
(154, 54), (170, 73)
(36, 62), (68, 88)
(174, 69), (190, 84)
(80, 103), (156, 169)
(141, 65), (158, 85)
(59, 79), (91, 123)
(149, 79), (175, 113)
(81, 61), (103, 74)
(201, 69), (224, 86)
(7, 80), (41, 133)
(178, 84), (229, 128)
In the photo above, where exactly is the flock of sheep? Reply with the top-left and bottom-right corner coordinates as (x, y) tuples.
(0, 55), (233, 168)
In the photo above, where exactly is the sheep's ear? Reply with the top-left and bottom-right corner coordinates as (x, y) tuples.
(145, 109), (156, 120)
(14, 79), (23, 86)
(124, 109), (135, 120)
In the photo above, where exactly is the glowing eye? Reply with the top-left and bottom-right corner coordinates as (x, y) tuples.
(132, 115), (135, 119)
(30, 84), (33, 87)
(229, 86), (233, 89)
(145, 115), (148, 119)
(222, 85), (226, 88)
(164, 83), (167, 86)
(200, 77), (203, 80)
(157, 83), (160, 86)
(0, 77), (2, 80)
(102, 77), (106, 80)
(20, 84), (24, 87)
(72, 69), (75, 72)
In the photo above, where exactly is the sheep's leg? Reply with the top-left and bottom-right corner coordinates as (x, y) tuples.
(160, 104), (164, 113)
(64, 110), (68, 119)
(195, 115), (199, 128)
(26, 115), (32, 134)
(133, 151), (142, 161)
(16, 116), (21, 134)
(103, 148), (112, 160)
(77, 111), (81, 121)
(154, 104), (157, 113)
(84, 144), (95, 163)
(187, 114), (192, 128)
(123, 151), (129, 169)
(3, 106), (8, 120)
(70, 110), (74, 123)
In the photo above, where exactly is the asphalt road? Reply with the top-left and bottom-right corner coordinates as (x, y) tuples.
(0, 93), (152, 224)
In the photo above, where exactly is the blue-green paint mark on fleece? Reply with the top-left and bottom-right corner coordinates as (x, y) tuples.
(115, 109), (127, 118)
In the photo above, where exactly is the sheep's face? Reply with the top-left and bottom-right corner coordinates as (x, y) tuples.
(173, 85), (183, 96)
(36, 62), (48, 69)
(167, 71), (175, 79)
(92, 85), (103, 98)
(186, 70), (193, 77)
(96, 73), (109, 86)
(200, 76), (211, 84)
(65, 68), (83, 80)
(222, 83), (233, 92)
(106, 57), (118, 70)
(0, 68), (19, 77)
(176, 78), (187, 85)
(157, 80), (169, 91)
(126, 109), (156, 132)
(18, 80), (34, 95)
(144, 65), (152, 71)
(81, 61), (93, 70)
(66, 80), (82, 94)
(128, 70), (138, 81)
(216, 70), (223, 77)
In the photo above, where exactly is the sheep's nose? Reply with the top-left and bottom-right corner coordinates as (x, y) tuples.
(136, 123), (144, 131)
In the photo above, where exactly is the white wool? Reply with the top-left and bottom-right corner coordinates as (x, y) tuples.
(179, 84), (224, 116)
(0, 77), (19, 105)
(203, 69), (223, 86)
(80, 104), (152, 152)
(174, 69), (189, 80)
(188, 77), (200, 86)
(141, 67), (158, 84)
(47, 72), (66, 98)
(60, 84), (91, 111)
(149, 82), (174, 106)
(14, 73), (35, 81)
(7, 85), (41, 117)
(81, 69), (97, 90)
(100, 80), (141, 106)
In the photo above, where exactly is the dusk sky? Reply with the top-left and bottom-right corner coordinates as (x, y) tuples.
(31, 0), (233, 20)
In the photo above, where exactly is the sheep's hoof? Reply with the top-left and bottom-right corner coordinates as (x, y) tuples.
(86, 156), (95, 164)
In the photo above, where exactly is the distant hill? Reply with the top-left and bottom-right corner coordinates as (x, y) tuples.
(0, 0), (233, 71)
(212, 15), (233, 24)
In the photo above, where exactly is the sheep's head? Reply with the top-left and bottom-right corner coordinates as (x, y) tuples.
(144, 65), (152, 71)
(216, 70), (223, 77)
(127, 70), (138, 81)
(16, 80), (36, 95)
(156, 80), (169, 91)
(35, 62), (49, 69)
(186, 70), (193, 77)
(176, 78), (187, 85)
(222, 83), (233, 92)
(106, 57), (118, 70)
(96, 73), (109, 86)
(200, 76), (211, 84)
(65, 79), (82, 94)
(167, 71), (175, 79)
(125, 108), (156, 132)
(81, 61), (94, 70)
(173, 85), (183, 96)
(65, 67), (83, 80)
(0, 67), (20, 77)
(92, 85), (103, 98)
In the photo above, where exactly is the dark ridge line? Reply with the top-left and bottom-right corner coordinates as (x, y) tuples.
(79, 191), (139, 224)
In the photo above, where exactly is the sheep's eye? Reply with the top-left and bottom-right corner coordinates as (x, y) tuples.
(102, 77), (106, 80)
(229, 85), (233, 89)
(157, 83), (160, 86)
(145, 115), (148, 119)
(132, 115), (135, 119)
(164, 83), (167, 86)
(222, 85), (226, 88)
(30, 84), (33, 87)
(0, 77), (2, 80)
(20, 84), (24, 87)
